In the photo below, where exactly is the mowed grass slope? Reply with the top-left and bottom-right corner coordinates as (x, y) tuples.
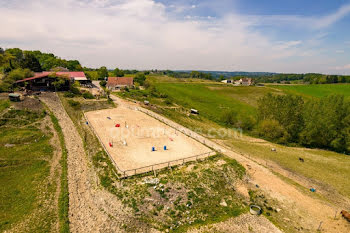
(155, 83), (258, 122)
(0, 99), (58, 232)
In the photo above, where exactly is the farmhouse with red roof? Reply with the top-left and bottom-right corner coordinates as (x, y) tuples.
(107, 77), (134, 90)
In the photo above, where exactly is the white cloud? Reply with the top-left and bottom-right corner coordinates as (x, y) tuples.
(315, 4), (350, 28)
(276, 40), (302, 50)
(0, 0), (345, 73)
(334, 64), (350, 70)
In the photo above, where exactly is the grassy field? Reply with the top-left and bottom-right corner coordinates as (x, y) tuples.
(272, 84), (350, 99)
(0, 99), (60, 232)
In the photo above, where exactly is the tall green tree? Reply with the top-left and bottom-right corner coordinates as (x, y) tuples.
(301, 95), (349, 152)
(97, 66), (108, 80)
(258, 93), (304, 142)
(21, 52), (42, 72)
(113, 68), (124, 77)
(134, 72), (146, 86)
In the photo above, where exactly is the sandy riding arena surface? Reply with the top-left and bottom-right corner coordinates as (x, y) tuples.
(85, 106), (212, 174)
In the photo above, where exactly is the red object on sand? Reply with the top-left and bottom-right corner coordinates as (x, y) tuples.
(109, 142), (113, 147)
(169, 138), (173, 141)
(115, 124), (120, 127)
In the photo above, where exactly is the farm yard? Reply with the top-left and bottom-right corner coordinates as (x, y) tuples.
(2, 8), (350, 231)
(1, 76), (350, 232)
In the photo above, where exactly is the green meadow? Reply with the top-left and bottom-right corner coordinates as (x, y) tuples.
(0, 100), (59, 232)
(272, 84), (350, 99)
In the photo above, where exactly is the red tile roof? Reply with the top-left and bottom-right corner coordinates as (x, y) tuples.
(16, 71), (86, 83)
(107, 77), (133, 87)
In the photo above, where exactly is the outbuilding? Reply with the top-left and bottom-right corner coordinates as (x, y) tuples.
(107, 77), (134, 90)
(15, 71), (87, 91)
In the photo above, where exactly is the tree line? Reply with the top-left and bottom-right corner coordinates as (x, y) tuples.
(253, 73), (350, 84)
(257, 93), (350, 153)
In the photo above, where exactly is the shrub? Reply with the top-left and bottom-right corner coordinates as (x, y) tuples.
(257, 119), (289, 142)
(99, 80), (107, 87)
(69, 86), (81, 95)
(64, 92), (75, 98)
(160, 93), (168, 98)
(236, 115), (256, 130)
(67, 100), (81, 109)
(164, 98), (172, 105)
(82, 92), (94, 99)
(220, 110), (237, 126)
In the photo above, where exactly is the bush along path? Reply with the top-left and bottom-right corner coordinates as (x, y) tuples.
(40, 93), (131, 233)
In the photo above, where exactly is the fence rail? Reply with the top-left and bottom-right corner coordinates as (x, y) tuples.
(122, 151), (215, 177)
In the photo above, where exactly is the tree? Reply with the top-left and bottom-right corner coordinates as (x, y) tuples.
(258, 93), (304, 142)
(113, 68), (124, 77)
(300, 95), (349, 152)
(134, 72), (146, 86)
(21, 52), (42, 72)
(99, 80), (107, 87)
(66, 60), (83, 71)
(97, 66), (108, 80)
(52, 75), (69, 90)
(258, 119), (289, 143)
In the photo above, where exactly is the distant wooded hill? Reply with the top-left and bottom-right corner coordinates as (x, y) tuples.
(169, 70), (350, 84)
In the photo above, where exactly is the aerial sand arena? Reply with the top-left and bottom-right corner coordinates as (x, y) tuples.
(85, 106), (212, 174)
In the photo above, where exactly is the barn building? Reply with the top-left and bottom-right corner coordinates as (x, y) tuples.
(15, 72), (88, 91)
(106, 77), (134, 90)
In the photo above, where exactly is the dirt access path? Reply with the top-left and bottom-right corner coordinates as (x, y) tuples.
(111, 95), (350, 233)
(40, 93), (133, 233)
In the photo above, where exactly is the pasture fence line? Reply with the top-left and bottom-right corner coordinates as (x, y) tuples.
(121, 151), (215, 178)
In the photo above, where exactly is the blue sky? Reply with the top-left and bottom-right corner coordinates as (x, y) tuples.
(1, 0), (350, 74)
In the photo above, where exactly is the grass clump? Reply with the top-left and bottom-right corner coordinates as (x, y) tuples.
(82, 92), (95, 99)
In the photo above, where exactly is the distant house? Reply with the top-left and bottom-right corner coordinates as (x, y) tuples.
(241, 78), (253, 86)
(15, 71), (88, 91)
(221, 79), (232, 84)
(107, 77), (134, 90)
(234, 78), (253, 86)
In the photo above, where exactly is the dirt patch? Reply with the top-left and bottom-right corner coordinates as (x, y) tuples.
(187, 213), (282, 233)
(13, 96), (44, 111)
